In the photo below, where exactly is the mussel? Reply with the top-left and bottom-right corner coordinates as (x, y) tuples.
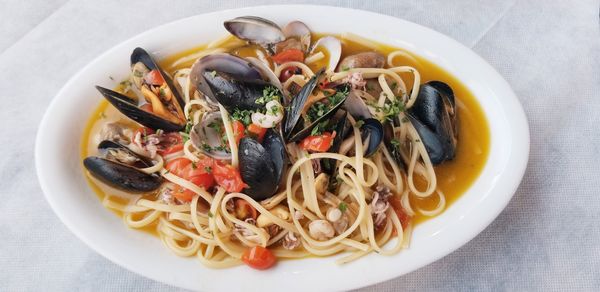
(283, 71), (349, 142)
(406, 81), (458, 165)
(201, 70), (275, 113)
(84, 140), (161, 192)
(360, 118), (384, 157)
(96, 48), (186, 131)
(238, 129), (287, 200)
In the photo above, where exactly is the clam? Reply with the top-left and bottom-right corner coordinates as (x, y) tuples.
(201, 69), (280, 113)
(190, 112), (231, 160)
(406, 81), (457, 165)
(238, 129), (287, 200)
(310, 36), (342, 72)
(337, 52), (385, 71)
(282, 21), (311, 52)
(83, 140), (161, 192)
(224, 16), (285, 49)
(190, 53), (263, 107)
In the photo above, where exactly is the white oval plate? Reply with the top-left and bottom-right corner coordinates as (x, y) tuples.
(36, 5), (529, 292)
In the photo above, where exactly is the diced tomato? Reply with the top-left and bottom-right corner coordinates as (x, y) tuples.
(145, 69), (165, 85)
(389, 196), (412, 230)
(232, 120), (245, 145)
(271, 49), (304, 64)
(241, 246), (277, 270)
(160, 143), (183, 155)
(167, 157), (216, 202)
(212, 161), (248, 193)
(299, 132), (335, 152)
(184, 157), (214, 179)
(247, 124), (267, 142)
(172, 175), (213, 202)
(165, 157), (192, 177)
(279, 66), (299, 82)
(234, 199), (258, 220)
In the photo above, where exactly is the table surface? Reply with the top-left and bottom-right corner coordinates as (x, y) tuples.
(2, 0), (599, 291)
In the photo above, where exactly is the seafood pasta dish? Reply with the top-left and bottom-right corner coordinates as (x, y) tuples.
(82, 16), (489, 270)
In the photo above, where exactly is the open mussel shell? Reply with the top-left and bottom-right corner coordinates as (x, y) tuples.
(383, 121), (406, 169)
(202, 70), (277, 113)
(190, 53), (264, 107)
(224, 16), (285, 47)
(283, 70), (322, 140)
(360, 118), (384, 157)
(238, 129), (287, 200)
(287, 83), (350, 143)
(407, 81), (457, 165)
(130, 47), (185, 111)
(95, 86), (184, 132)
(97, 140), (153, 168)
(84, 140), (160, 192)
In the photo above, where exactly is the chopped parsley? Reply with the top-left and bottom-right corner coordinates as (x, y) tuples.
(341, 66), (350, 72)
(338, 202), (348, 213)
(191, 162), (197, 169)
(209, 70), (217, 78)
(355, 120), (364, 128)
(231, 109), (253, 126)
(119, 80), (132, 87)
(255, 86), (281, 105)
(305, 87), (349, 136)
(390, 138), (401, 148)
(208, 211), (214, 218)
(204, 166), (212, 173)
(382, 100), (405, 122)
(180, 121), (193, 143)
(159, 88), (166, 99)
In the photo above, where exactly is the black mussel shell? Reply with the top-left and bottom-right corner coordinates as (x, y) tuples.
(407, 81), (457, 165)
(238, 130), (286, 200)
(202, 70), (277, 113)
(83, 157), (161, 192)
(130, 47), (185, 110)
(383, 121), (406, 170)
(95, 86), (184, 132)
(283, 70), (323, 140)
(285, 79), (349, 142)
(359, 118), (384, 157)
(97, 140), (153, 169)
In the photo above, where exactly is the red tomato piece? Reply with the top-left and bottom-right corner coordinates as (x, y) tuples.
(145, 69), (165, 85)
(299, 132), (335, 152)
(232, 120), (245, 145)
(389, 196), (412, 230)
(271, 49), (304, 64)
(212, 161), (248, 193)
(241, 246), (277, 270)
(247, 124), (267, 142)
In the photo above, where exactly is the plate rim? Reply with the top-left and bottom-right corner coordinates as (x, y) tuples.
(35, 4), (530, 291)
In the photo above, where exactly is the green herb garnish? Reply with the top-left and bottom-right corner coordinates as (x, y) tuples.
(204, 166), (212, 173)
(133, 70), (143, 78)
(338, 202), (348, 213)
(255, 86), (280, 105)
(231, 109), (253, 126)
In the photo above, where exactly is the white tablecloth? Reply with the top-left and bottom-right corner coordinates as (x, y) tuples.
(2, 0), (598, 290)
